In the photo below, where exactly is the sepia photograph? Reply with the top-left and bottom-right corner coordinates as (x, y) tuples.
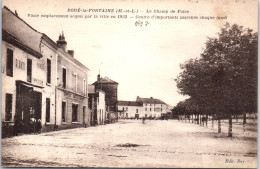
(1, 0), (258, 168)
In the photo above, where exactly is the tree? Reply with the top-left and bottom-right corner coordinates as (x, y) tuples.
(176, 22), (257, 137)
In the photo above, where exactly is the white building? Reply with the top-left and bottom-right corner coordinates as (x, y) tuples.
(117, 101), (143, 119)
(2, 6), (90, 136)
(117, 96), (170, 119)
(88, 85), (106, 125)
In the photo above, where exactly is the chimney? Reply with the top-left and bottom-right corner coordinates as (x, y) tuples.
(56, 31), (67, 51)
(68, 50), (74, 57)
(150, 97), (153, 99)
(97, 74), (100, 81)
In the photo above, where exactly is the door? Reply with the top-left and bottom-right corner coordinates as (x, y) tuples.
(135, 114), (139, 119)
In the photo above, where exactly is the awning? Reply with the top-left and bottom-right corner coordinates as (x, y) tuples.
(16, 80), (44, 92)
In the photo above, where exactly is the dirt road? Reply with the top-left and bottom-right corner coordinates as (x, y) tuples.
(2, 119), (257, 168)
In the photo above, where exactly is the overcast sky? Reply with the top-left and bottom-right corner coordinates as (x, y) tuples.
(2, 0), (257, 106)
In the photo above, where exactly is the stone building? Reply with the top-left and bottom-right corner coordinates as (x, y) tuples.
(1, 6), (90, 136)
(93, 75), (118, 123)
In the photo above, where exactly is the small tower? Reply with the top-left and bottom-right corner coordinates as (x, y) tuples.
(56, 31), (67, 51)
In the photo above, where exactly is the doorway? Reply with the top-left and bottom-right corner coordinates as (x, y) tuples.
(15, 82), (42, 134)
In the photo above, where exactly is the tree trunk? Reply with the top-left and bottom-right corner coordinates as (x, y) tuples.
(206, 114), (208, 127)
(192, 114), (193, 123)
(197, 114), (199, 125)
(228, 114), (232, 137)
(199, 114), (200, 125)
(202, 115), (204, 126)
(200, 115), (203, 126)
(211, 113), (214, 130)
(217, 113), (221, 133)
(236, 114), (238, 123)
(243, 112), (246, 131)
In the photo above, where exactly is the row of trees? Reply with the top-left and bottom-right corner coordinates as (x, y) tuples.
(174, 23), (257, 137)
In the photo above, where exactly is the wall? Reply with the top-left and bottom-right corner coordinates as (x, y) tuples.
(1, 40), (51, 124)
(40, 40), (57, 127)
(118, 103), (168, 118)
(96, 90), (106, 125)
(118, 105), (144, 118)
(56, 49), (89, 127)
(143, 103), (167, 117)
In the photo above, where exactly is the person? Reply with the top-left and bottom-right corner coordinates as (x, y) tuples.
(142, 118), (145, 124)
(30, 116), (36, 134)
(36, 119), (42, 134)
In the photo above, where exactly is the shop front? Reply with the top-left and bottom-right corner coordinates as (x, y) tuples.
(14, 80), (43, 135)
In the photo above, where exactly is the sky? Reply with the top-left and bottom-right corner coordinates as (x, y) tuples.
(2, 0), (258, 106)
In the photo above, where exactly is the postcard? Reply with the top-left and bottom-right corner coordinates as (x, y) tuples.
(1, 0), (257, 168)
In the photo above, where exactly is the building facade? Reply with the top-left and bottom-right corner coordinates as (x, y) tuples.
(55, 33), (90, 130)
(88, 85), (106, 125)
(117, 101), (143, 119)
(1, 6), (90, 136)
(117, 96), (171, 119)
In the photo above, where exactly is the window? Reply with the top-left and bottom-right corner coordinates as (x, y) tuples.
(126, 107), (128, 111)
(154, 108), (156, 111)
(83, 79), (86, 95)
(62, 67), (66, 88)
(46, 98), (50, 123)
(62, 101), (66, 122)
(161, 104), (162, 107)
(47, 59), (51, 84)
(161, 108), (162, 112)
(123, 107), (124, 111)
(6, 48), (13, 77)
(83, 106), (86, 124)
(150, 104), (151, 106)
(73, 73), (77, 92)
(150, 108), (151, 111)
(136, 109), (138, 113)
(72, 103), (78, 122)
(5, 93), (12, 121)
(27, 58), (32, 82)
(145, 107), (147, 111)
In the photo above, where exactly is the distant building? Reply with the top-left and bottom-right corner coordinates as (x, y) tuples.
(117, 96), (171, 119)
(88, 85), (106, 125)
(117, 101), (143, 119)
(93, 75), (118, 123)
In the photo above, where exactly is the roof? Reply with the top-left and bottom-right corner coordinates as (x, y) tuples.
(2, 6), (43, 56)
(93, 76), (118, 85)
(2, 6), (90, 71)
(118, 101), (142, 107)
(136, 97), (166, 104)
(2, 29), (43, 58)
